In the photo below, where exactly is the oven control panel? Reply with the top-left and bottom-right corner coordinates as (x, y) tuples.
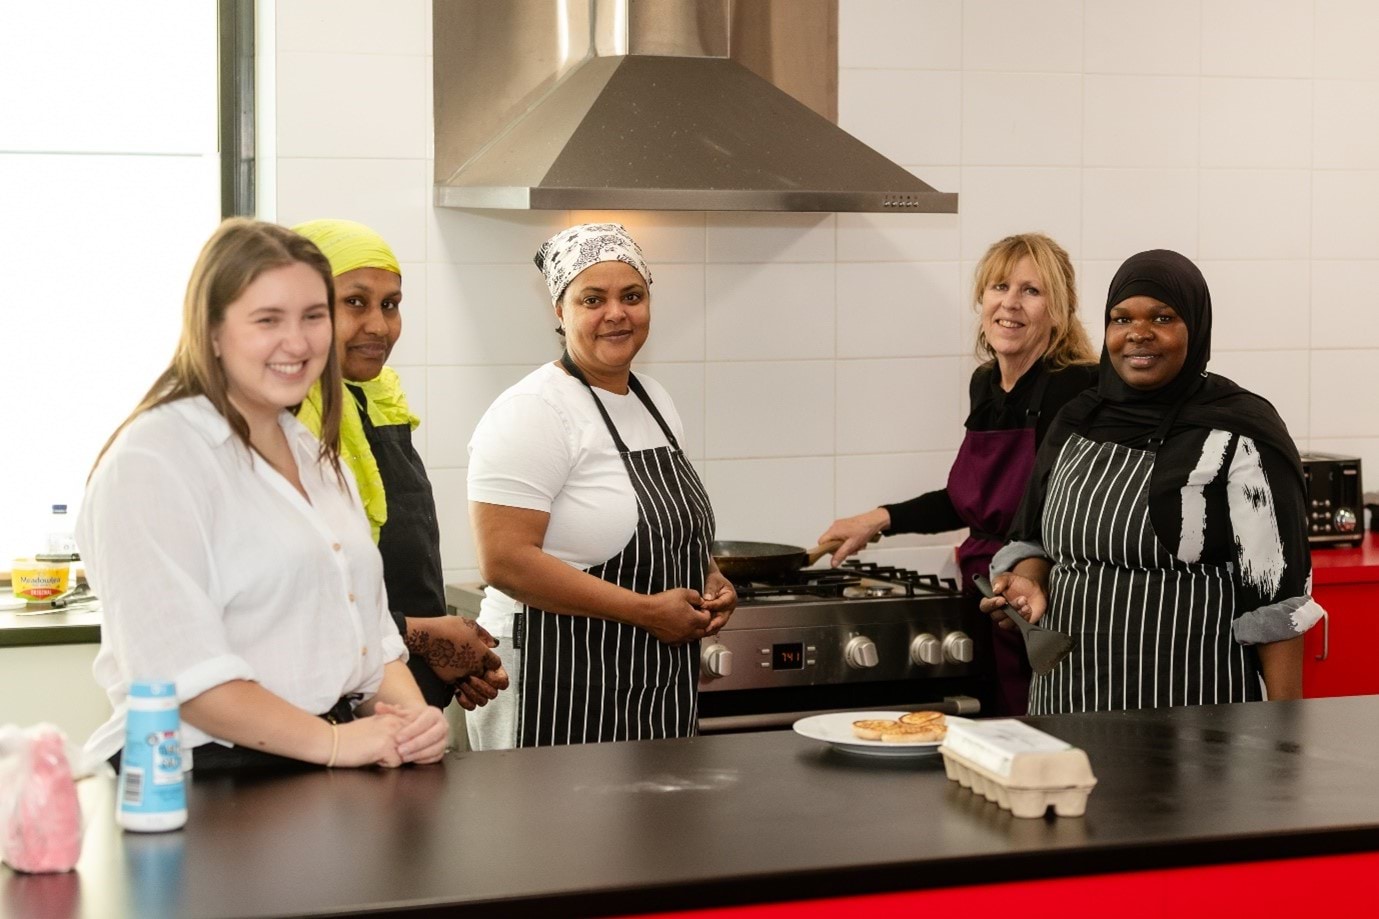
(698, 614), (978, 692)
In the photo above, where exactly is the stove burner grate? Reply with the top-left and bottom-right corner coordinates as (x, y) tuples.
(733, 563), (959, 602)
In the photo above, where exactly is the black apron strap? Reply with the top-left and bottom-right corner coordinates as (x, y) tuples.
(1023, 369), (1054, 429)
(558, 351), (680, 451)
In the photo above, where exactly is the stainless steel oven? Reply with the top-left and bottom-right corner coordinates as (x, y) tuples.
(445, 563), (993, 736)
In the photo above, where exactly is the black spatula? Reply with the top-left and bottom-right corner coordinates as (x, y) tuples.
(974, 575), (1077, 677)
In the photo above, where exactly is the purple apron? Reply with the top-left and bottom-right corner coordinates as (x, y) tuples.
(945, 372), (1050, 715)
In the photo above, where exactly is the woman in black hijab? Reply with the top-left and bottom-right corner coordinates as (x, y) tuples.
(980, 249), (1322, 715)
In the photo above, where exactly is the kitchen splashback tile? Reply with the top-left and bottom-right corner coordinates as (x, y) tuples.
(1084, 0), (1201, 75)
(962, 0), (1083, 73)
(839, 0), (962, 70)
(1313, 351), (1379, 438)
(703, 457), (835, 547)
(637, 362), (706, 460)
(1199, 170), (1311, 260)
(835, 453), (964, 548)
(1084, 77), (1198, 168)
(430, 468), (477, 570)
(1315, 0), (1379, 80)
(1201, 78), (1312, 169)
(275, 158), (428, 263)
(634, 264), (706, 364)
(276, 52), (428, 158)
(1312, 261), (1379, 349)
(836, 358), (965, 454)
(835, 262), (963, 359)
(426, 365), (536, 469)
(705, 264), (836, 360)
(1202, 0), (1313, 78)
(704, 362), (834, 459)
(1209, 350), (1310, 436)
(1081, 169), (1198, 261)
(958, 168), (1082, 261)
(1312, 171), (1379, 259)
(961, 73), (1083, 167)
(426, 265), (554, 365)
(838, 69), (962, 167)
(429, 208), (572, 265)
(385, 262), (428, 368)
(568, 211), (707, 263)
(1206, 260), (1309, 352)
(705, 213), (836, 263)
(1314, 81), (1379, 170)
(276, 0), (429, 55)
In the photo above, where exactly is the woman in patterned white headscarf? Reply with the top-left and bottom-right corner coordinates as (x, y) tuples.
(465, 223), (734, 750)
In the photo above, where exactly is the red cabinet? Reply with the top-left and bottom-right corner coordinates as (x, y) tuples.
(1306, 533), (1379, 698)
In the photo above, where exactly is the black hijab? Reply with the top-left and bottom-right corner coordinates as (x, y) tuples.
(1009, 249), (1303, 545)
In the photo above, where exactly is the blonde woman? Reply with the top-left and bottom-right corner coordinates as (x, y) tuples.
(80, 218), (447, 772)
(819, 233), (1097, 715)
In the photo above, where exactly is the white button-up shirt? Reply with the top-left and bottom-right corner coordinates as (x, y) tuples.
(79, 396), (406, 761)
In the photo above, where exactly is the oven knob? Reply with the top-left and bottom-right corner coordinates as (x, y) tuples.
(942, 631), (974, 664)
(701, 643), (733, 678)
(1333, 507), (1358, 533)
(845, 636), (879, 669)
(910, 633), (943, 666)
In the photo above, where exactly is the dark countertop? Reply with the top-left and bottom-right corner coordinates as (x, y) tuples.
(0, 605), (100, 648)
(5, 696), (1379, 918)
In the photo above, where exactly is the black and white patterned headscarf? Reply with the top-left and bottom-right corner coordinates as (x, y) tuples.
(533, 223), (652, 303)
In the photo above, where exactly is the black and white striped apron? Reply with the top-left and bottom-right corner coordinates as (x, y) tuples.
(1030, 429), (1261, 715)
(515, 354), (715, 746)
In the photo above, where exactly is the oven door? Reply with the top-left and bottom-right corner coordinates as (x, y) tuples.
(697, 679), (987, 734)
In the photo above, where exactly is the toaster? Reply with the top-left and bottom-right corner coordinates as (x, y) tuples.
(1299, 453), (1363, 546)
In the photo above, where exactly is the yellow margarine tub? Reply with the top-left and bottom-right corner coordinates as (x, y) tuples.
(11, 558), (71, 602)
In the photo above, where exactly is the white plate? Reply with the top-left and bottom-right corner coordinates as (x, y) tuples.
(792, 711), (969, 758)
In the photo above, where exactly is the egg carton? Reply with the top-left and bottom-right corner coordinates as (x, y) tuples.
(938, 719), (1096, 819)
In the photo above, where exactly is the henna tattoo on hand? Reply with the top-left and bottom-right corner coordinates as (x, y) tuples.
(404, 630), (482, 681)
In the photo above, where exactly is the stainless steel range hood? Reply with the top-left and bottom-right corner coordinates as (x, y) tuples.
(433, 0), (957, 213)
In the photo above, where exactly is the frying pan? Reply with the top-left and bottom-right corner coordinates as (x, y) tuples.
(711, 539), (843, 582)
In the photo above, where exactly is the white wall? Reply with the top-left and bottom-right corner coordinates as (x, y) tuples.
(0, 1), (222, 562)
(267, 0), (1371, 583)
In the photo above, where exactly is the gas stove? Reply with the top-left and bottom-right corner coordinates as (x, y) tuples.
(696, 562), (992, 733)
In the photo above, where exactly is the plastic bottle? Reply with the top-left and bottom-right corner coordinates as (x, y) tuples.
(46, 504), (78, 559)
(117, 681), (187, 832)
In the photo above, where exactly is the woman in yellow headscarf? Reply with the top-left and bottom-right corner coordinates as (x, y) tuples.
(294, 219), (508, 712)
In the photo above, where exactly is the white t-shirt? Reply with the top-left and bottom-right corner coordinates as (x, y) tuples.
(467, 362), (685, 633)
(79, 396), (407, 762)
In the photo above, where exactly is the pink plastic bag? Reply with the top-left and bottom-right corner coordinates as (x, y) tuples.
(0, 725), (83, 873)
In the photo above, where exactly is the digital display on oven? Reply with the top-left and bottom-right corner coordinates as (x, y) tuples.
(772, 642), (805, 670)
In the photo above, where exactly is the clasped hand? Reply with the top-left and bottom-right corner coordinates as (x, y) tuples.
(341, 701), (449, 768)
(976, 572), (1048, 630)
(646, 569), (737, 645)
(408, 615), (510, 711)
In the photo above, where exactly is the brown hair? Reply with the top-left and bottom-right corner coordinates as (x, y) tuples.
(972, 232), (1095, 369)
(92, 218), (344, 480)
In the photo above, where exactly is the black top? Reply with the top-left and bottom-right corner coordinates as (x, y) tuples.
(885, 360), (1097, 534)
(27, 697), (1379, 919)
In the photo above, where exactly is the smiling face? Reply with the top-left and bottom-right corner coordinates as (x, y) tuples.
(1106, 295), (1190, 390)
(979, 255), (1054, 371)
(213, 261), (333, 425)
(554, 260), (650, 389)
(333, 267), (402, 382)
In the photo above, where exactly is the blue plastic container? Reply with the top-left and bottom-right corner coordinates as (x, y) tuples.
(117, 680), (187, 832)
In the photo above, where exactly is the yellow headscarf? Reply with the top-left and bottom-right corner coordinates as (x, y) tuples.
(291, 218), (410, 542)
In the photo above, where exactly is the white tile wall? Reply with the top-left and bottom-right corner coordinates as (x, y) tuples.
(261, 0), (1379, 579)
(1201, 0), (1314, 78)
(1200, 79), (1312, 169)
(1083, 0), (1202, 75)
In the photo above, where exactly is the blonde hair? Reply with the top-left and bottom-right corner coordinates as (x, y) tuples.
(92, 218), (344, 479)
(972, 232), (1095, 370)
